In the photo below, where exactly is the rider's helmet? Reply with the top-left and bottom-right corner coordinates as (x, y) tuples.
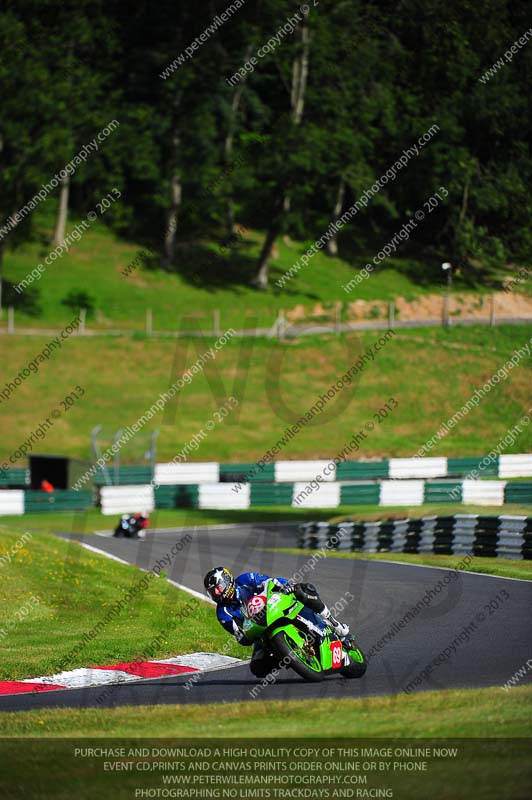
(204, 567), (236, 603)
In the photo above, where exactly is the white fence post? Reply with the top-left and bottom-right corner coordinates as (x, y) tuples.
(7, 306), (14, 333)
(388, 301), (395, 328)
(79, 308), (86, 335)
(278, 309), (285, 341)
(146, 307), (153, 336)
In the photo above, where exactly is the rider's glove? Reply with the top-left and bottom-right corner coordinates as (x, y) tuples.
(270, 578), (289, 593)
(280, 580), (295, 595)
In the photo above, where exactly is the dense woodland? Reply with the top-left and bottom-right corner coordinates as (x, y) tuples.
(1, 0), (531, 296)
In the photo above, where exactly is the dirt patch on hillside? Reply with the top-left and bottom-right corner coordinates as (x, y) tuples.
(285, 292), (532, 324)
(396, 292), (532, 321)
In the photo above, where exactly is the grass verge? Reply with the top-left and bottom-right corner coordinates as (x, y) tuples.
(1, 324), (531, 462)
(0, 528), (243, 681)
(272, 547), (532, 581)
(0, 506), (390, 536)
(1, 503), (530, 538)
(0, 685), (530, 737)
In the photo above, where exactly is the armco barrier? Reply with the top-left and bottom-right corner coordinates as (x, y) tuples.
(219, 462), (276, 483)
(299, 516), (532, 559)
(423, 481), (463, 503)
(336, 461), (388, 480)
(1, 478), (532, 515)
(149, 479), (531, 509)
(0, 490), (25, 515)
(462, 479), (506, 506)
(379, 479), (425, 506)
(99, 485), (155, 515)
(249, 483), (294, 505)
(504, 482), (532, 504)
(159, 453), (532, 484)
(94, 465), (153, 485)
(154, 484), (199, 509)
(499, 454), (532, 478)
(23, 490), (93, 513)
(292, 481), (341, 508)
(275, 461), (337, 483)
(339, 483), (381, 504)
(388, 457), (447, 479)
(198, 483), (250, 510)
(0, 468), (30, 488)
(40, 453), (532, 487)
(447, 456), (499, 477)
(154, 462), (219, 485)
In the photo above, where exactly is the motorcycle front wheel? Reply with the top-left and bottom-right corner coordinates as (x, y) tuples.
(271, 629), (323, 682)
(340, 645), (367, 679)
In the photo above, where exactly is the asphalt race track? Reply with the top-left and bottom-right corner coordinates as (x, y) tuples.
(2, 523), (531, 712)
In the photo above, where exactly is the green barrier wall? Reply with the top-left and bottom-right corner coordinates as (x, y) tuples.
(219, 463), (276, 482)
(447, 456), (499, 477)
(424, 481), (463, 503)
(0, 468), (30, 487)
(336, 460), (389, 480)
(154, 484), (199, 508)
(23, 490), (94, 512)
(340, 483), (381, 504)
(504, 482), (532, 504)
(94, 465), (154, 485)
(250, 483), (294, 506)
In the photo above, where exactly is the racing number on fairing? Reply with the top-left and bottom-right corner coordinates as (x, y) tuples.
(330, 641), (343, 668)
(247, 595), (266, 615)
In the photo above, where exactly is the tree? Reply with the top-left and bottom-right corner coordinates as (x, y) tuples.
(253, 10), (310, 290)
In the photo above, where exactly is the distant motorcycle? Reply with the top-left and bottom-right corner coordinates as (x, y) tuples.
(114, 513), (149, 539)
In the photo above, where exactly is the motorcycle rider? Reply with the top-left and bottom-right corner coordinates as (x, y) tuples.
(203, 566), (351, 677)
(114, 511), (149, 538)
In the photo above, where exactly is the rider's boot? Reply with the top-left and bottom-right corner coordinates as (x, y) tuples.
(339, 633), (357, 650)
(321, 605), (349, 637)
(293, 584), (350, 637)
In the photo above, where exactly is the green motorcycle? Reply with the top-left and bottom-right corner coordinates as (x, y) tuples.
(242, 580), (367, 682)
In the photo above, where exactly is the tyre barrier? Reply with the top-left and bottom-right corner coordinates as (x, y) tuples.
(298, 515), (532, 560)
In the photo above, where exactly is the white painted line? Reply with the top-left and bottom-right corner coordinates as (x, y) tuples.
(78, 542), (213, 605)
(358, 556), (532, 583)
(167, 578), (215, 604)
(79, 539), (213, 602)
(79, 542), (132, 566)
